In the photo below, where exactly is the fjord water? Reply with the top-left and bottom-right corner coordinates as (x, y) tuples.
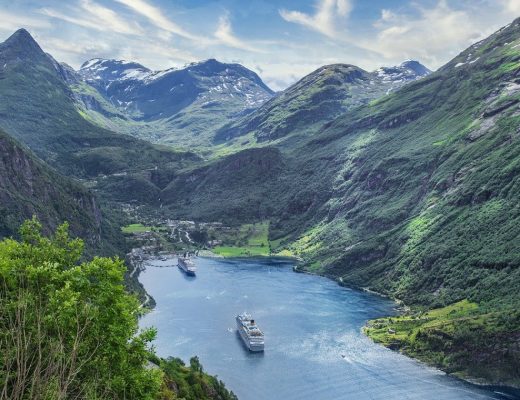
(139, 257), (505, 400)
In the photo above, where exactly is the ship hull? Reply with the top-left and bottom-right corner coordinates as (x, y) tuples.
(177, 257), (196, 276)
(178, 264), (196, 276)
(236, 321), (264, 352)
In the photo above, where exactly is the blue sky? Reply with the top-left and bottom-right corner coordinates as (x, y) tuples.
(0, 0), (519, 89)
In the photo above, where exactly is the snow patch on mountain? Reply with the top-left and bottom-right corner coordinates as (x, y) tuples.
(77, 57), (274, 123)
(374, 60), (431, 83)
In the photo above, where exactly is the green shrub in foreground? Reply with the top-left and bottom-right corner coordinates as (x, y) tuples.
(0, 217), (162, 399)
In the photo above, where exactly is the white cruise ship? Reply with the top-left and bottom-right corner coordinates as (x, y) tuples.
(177, 255), (196, 276)
(236, 313), (264, 352)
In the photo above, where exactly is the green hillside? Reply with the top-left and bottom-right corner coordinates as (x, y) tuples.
(0, 29), (200, 193)
(0, 128), (114, 252)
(213, 62), (428, 149)
(308, 18), (520, 303)
(72, 58), (274, 150)
(159, 19), (520, 386)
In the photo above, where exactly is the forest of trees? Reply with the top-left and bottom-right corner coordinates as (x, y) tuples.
(0, 218), (237, 400)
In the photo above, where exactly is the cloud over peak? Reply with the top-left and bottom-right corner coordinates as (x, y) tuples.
(41, 0), (143, 35)
(279, 0), (352, 38)
(365, 0), (485, 66)
(215, 13), (265, 53)
(0, 0), (517, 90)
(114, 0), (203, 42)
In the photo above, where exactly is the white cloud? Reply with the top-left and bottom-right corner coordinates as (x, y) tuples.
(279, 0), (352, 38)
(0, 10), (51, 32)
(39, 8), (97, 30)
(363, 0), (488, 68)
(1, 0), (516, 91)
(36, 30), (196, 71)
(40, 0), (143, 35)
(78, 0), (143, 35)
(503, 0), (520, 14)
(336, 0), (353, 17)
(114, 0), (204, 42)
(255, 61), (323, 91)
(116, 40), (196, 67)
(115, 1), (262, 52)
(42, 36), (111, 56)
(215, 14), (265, 53)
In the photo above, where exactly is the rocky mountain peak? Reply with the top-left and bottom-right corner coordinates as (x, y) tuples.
(5, 28), (37, 47)
(400, 60), (431, 76)
(374, 60), (431, 84)
(183, 59), (274, 95)
(79, 58), (151, 83)
(0, 28), (47, 63)
(74, 55), (275, 128)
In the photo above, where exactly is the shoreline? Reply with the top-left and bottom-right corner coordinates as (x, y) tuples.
(201, 250), (302, 263)
(294, 263), (520, 395)
(134, 253), (519, 396)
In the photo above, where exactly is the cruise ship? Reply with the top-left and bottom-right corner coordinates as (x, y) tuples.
(236, 313), (264, 352)
(177, 255), (196, 276)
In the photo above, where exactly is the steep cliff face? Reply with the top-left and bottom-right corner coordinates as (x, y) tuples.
(0, 129), (101, 244)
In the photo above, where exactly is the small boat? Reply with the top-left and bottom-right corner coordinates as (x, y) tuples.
(236, 313), (264, 352)
(177, 254), (196, 276)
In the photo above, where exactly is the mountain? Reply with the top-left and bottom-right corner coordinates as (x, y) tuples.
(162, 147), (286, 222)
(0, 31), (106, 243)
(0, 29), (200, 207)
(1, 22), (519, 387)
(214, 60), (430, 146)
(73, 58), (275, 148)
(78, 58), (273, 114)
(374, 60), (431, 84)
(0, 127), (101, 245)
(162, 19), (520, 386)
(308, 21), (520, 384)
(307, 26), (520, 303)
